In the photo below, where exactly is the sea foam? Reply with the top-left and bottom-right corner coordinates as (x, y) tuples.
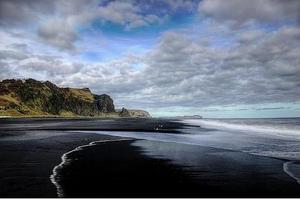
(73, 118), (300, 162)
(71, 118), (300, 183)
(183, 119), (300, 140)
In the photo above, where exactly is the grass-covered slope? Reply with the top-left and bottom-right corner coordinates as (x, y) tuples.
(0, 79), (116, 117)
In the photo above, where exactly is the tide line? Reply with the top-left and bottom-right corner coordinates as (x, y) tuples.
(283, 161), (300, 184)
(50, 138), (134, 197)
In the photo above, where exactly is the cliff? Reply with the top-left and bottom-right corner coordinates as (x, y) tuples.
(0, 78), (124, 117)
(128, 109), (151, 118)
(117, 108), (151, 118)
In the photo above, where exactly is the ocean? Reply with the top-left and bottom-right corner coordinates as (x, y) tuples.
(87, 118), (300, 161)
(45, 117), (300, 196)
(82, 117), (300, 185)
(183, 118), (300, 160)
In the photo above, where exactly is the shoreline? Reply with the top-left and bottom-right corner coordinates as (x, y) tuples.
(283, 161), (300, 184)
(51, 137), (300, 197)
(51, 139), (200, 197)
(50, 138), (135, 197)
(0, 118), (186, 197)
(0, 131), (122, 197)
(0, 117), (188, 134)
(1, 118), (300, 197)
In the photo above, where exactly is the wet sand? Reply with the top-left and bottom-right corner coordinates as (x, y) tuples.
(0, 131), (120, 197)
(1, 118), (300, 197)
(52, 139), (200, 198)
(0, 118), (186, 197)
(0, 117), (189, 133)
(54, 139), (300, 197)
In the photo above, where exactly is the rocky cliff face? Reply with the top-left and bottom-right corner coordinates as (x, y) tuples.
(117, 108), (151, 118)
(119, 107), (130, 117)
(128, 109), (151, 118)
(94, 94), (115, 113)
(0, 79), (116, 117)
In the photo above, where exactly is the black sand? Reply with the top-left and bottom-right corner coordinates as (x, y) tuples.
(54, 139), (300, 197)
(0, 132), (120, 197)
(0, 118), (187, 197)
(0, 117), (190, 133)
(53, 140), (200, 198)
(1, 118), (300, 197)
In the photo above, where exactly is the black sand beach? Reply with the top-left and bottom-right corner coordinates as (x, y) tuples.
(0, 131), (119, 197)
(1, 118), (300, 197)
(0, 118), (187, 197)
(0, 117), (187, 133)
(54, 139), (300, 197)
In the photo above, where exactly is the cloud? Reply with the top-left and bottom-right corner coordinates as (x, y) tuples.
(38, 19), (78, 51)
(0, 0), (196, 51)
(2, 24), (300, 109)
(36, 0), (98, 51)
(165, 0), (198, 11)
(133, 27), (300, 107)
(0, 45), (146, 102)
(0, 50), (28, 60)
(0, 62), (11, 80)
(97, 1), (168, 30)
(198, 0), (300, 26)
(0, 0), (299, 112)
(0, 1), (145, 50)
(0, 43), (84, 82)
(0, 0), (55, 26)
(20, 59), (83, 76)
(36, 0), (170, 51)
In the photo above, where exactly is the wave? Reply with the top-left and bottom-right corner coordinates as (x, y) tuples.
(72, 128), (300, 184)
(63, 118), (300, 164)
(183, 119), (300, 139)
(50, 138), (133, 197)
(283, 161), (300, 184)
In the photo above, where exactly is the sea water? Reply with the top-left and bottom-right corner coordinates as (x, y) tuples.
(86, 118), (300, 161)
(182, 118), (300, 160)
(87, 117), (300, 183)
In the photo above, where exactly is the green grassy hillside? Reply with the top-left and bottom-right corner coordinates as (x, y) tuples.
(0, 79), (115, 117)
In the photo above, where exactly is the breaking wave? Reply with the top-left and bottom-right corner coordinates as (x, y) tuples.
(183, 118), (300, 140)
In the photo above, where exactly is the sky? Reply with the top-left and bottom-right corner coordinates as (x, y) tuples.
(0, 0), (300, 118)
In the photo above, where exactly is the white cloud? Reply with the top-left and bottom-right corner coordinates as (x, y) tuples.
(1, 0), (300, 111)
(0, 0), (171, 51)
(198, 0), (300, 26)
(0, 0), (55, 26)
(38, 19), (78, 51)
(36, 0), (168, 51)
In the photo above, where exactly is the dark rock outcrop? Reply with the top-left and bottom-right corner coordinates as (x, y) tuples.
(119, 107), (130, 117)
(94, 94), (115, 113)
(128, 109), (151, 118)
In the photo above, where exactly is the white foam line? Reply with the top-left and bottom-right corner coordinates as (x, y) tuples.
(283, 161), (300, 184)
(50, 138), (133, 197)
(182, 119), (300, 139)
